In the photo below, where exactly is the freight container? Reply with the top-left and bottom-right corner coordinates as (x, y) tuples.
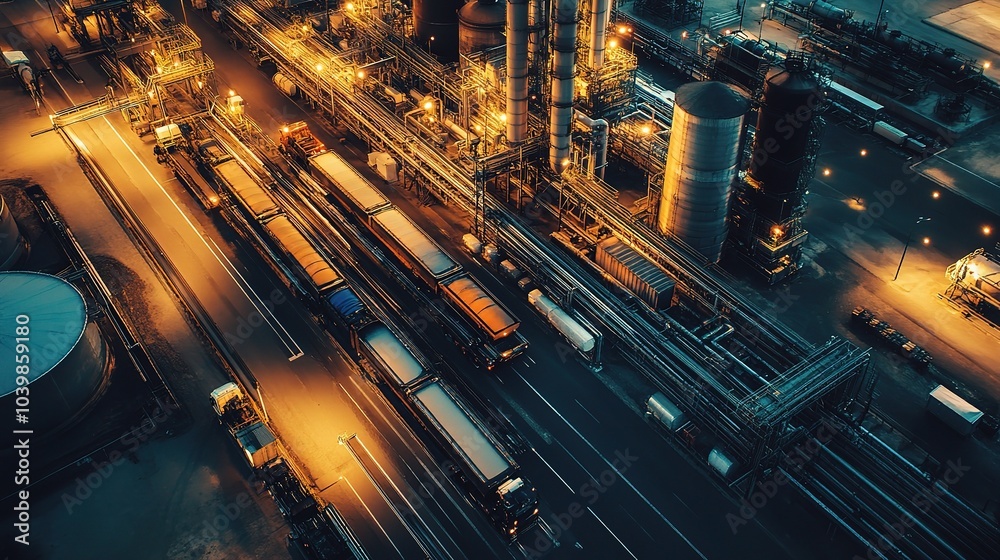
(873, 120), (907, 146)
(926, 385), (983, 436)
(595, 237), (675, 309)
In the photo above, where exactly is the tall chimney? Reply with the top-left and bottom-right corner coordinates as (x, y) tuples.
(506, 0), (529, 144)
(549, 0), (578, 172)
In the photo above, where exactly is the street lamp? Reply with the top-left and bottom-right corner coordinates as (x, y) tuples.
(428, 35), (435, 53)
(893, 216), (931, 281)
(758, 3), (767, 39)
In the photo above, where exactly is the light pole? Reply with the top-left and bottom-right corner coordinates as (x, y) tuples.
(758, 3), (767, 40)
(893, 216), (931, 281)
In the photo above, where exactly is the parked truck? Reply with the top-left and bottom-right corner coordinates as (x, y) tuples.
(210, 382), (279, 468)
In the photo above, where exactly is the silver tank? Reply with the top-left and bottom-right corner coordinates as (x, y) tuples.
(458, 0), (506, 55)
(657, 81), (749, 262)
(0, 194), (26, 269)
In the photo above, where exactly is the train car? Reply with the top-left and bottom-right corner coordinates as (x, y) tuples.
(211, 158), (281, 220)
(324, 286), (376, 330)
(262, 215), (345, 299)
(409, 380), (539, 538)
(309, 151), (392, 216)
(354, 322), (434, 392)
(439, 273), (529, 363)
(369, 208), (461, 287)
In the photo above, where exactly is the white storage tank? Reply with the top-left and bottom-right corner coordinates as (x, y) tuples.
(657, 81), (749, 263)
(0, 195), (27, 269)
(527, 289), (596, 352)
(708, 447), (738, 480)
(645, 392), (686, 431)
(272, 73), (298, 97)
(462, 233), (483, 255)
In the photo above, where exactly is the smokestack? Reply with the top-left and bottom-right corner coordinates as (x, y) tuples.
(589, 0), (610, 70)
(507, 0), (529, 144)
(549, 0), (578, 173)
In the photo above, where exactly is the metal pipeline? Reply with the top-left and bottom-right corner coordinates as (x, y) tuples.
(549, 0), (578, 172)
(528, 0), (545, 69)
(574, 111), (608, 179)
(588, 0), (610, 70)
(506, 0), (529, 144)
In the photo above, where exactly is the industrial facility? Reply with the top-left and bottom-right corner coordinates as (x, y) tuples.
(5, 0), (1000, 558)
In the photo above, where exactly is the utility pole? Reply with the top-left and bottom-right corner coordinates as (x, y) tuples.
(46, 0), (59, 33)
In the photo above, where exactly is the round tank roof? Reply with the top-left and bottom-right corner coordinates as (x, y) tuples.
(0, 271), (87, 398)
(675, 81), (750, 119)
(766, 63), (819, 92)
(458, 0), (505, 26)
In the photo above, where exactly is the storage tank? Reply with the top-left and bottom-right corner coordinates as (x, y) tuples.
(748, 58), (821, 222)
(458, 0), (505, 55)
(0, 272), (110, 434)
(527, 289), (596, 352)
(657, 81), (749, 262)
(645, 392), (686, 431)
(413, 0), (467, 62)
(1, 194), (27, 269)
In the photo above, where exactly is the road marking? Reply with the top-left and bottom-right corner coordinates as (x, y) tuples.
(342, 475), (407, 559)
(526, 355), (536, 365)
(46, 72), (304, 360)
(575, 399), (601, 424)
(515, 370), (709, 560)
(587, 506), (638, 560)
(552, 438), (599, 482)
(350, 435), (454, 560)
(341, 379), (491, 553)
(530, 447), (574, 493)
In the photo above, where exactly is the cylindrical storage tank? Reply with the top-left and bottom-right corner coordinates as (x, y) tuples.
(0, 195), (27, 270)
(708, 447), (738, 480)
(528, 289), (596, 352)
(657, 81), (749, 263)
(0, 272), (110, 435)
(748, 59), (820, 221)
(645, 392), (686, 431)
(272, 73), (298, 97)
(458, 0), (505, 55)
(413, 0), (466, 62)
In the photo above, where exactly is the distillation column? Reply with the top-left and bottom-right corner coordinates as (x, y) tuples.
(588, 0), (611, 70)
(507, 0), (529, 144)
(549, 0), (579, 172)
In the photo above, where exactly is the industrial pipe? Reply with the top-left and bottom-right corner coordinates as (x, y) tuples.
(506, 0), (529, 144)
(575, 111), (608, 179)
(528, 0), (545, 68)
(588, 0), (610, 69)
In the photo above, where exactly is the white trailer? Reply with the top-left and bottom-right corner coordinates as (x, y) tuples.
(926, 385), (983, 436)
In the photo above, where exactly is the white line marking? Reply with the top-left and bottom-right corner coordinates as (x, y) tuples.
(342, 475), (407, 559)
(575, 399), (600, 424)
(515, 370), (709, 560)
(46, 72), (303, 359)
(587, 506), (638, 560)
(531, 447), (574, 493)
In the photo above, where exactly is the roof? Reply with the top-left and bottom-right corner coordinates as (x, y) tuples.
(597, 238), (675, 292)
(264, 216), (342, 292)
(311, 152), (390, 214)
(0, 272), (87, 397)
(213, 159), (279, 218)
(440, 275), (518, 340)
(411, 382), (511, 484)
(361, 324), (427, 387)
(372, 209), (459, 280)
(675, 81), (749, 119)
(929, 385), (984, 424)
